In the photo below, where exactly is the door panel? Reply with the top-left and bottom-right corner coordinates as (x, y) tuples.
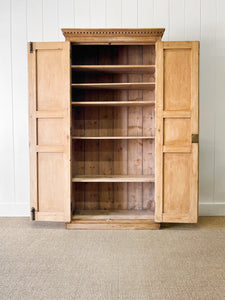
(28, 42), (71, 222)
(155, 41), (199, 223)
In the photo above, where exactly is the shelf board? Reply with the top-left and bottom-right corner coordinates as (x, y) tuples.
(72, 210), (154, 220)
(72, 136), (154, 140)
(72, 175), (155, 183)
(71, 83), (155, 89)
(72, 101), (155, 106)
(71, 65), (155, 73)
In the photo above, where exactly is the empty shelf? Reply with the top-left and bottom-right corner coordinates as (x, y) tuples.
(72, 136), (154, 140)
(71, 83), (155, 89)
(72, 175), (155, 183)
(72, 101), (155, 106)
(71, 65), (155, 73)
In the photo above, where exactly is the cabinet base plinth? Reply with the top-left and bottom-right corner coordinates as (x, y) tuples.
(66, 220), (160, 230)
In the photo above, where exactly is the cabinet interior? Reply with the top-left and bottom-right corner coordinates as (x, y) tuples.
(71, 44), (156, 219)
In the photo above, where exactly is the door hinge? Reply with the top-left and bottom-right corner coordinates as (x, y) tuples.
(192, 134), (199, 143)
(30, 42), (33, 53)
(31, 207), (35, 221)
(70, 127), (72, 135)
(70, 47), (72, 59)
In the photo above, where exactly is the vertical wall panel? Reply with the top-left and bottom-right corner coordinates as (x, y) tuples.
(27, 0), (43, 41)
(90, 0), (106, 27)
(58, 0), (74, 40)
(122, 0), (137, 27)
(169, 0), (185, 40)
(154, 0), (169, 40)
(43, 0), (59, 41)
(214, 0), (225, 205)
(1, 0), (225, 216)
(11, 0), (29, 210)
(106, 0), (121, 28)
(185, 0), (200, 40)
(199, 0), (217, 208)
(0, 1), (14, 205)
(138, 0), (154, 28)
(74, 0), (90, 28)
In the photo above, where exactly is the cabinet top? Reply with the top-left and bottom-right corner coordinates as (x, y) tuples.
(61, 28), (165, 44)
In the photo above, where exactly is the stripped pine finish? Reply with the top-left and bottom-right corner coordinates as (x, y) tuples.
(28, 29), (199, 229)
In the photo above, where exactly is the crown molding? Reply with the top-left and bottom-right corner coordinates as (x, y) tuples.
(62, 28), (165, 43)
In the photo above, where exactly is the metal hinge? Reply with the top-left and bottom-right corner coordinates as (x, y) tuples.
(31, 207), (35, 221)
(30, 42), (33, 53)
(192, 134), (199, 143)
(70, 47), (72, 59)
(70, 127), (72, 135)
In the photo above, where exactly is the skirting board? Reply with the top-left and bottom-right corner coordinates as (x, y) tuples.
(0, 203), (30, 217)
(0, 203), (225, 217)
(199, 203), (225, 216)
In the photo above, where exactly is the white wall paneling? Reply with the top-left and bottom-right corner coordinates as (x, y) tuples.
(0, 0), (225, 216)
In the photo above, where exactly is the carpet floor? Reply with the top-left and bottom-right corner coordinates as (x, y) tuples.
(0, 217), (225, 300)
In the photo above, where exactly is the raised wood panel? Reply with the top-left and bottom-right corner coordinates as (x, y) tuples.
(37, 119), (64, 145)
(38, 153), (66, 212)
(164, 49), (191, 111)
(163, 153), (191, 214)
(36, 48), (67, 110)
(163, 118), (191, 145)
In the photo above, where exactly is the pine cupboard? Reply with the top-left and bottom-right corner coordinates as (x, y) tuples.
(28, 29), (199, 229)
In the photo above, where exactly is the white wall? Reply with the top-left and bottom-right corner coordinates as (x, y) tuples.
(0, 0), (225, 216)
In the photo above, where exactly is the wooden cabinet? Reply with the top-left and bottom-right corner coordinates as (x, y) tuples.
(28, 29), (199, 229)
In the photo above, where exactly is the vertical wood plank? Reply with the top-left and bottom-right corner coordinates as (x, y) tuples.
(27, 0), (43, 41)
(58, 0), (74, 41)
(106, 0), (121, 28)
(185, 0), (200, 41)
(137, 0), (154, 28)
(214, 0), (225, 204)
(199, 0), (216, 205)
(74, 0), (90, 28)
(0, 0), (14, 204)
(43, 0), (59, 41)
(169, 0), (185, 41)
(90, 0), (106, 27)
(127, 46), (143, 209)
(154, 0), (169, 41)
(113, 46), (128, 209)
(122, 0), (137, 27)
(11, 0), (29, 207)
(98, 47), (114, 209)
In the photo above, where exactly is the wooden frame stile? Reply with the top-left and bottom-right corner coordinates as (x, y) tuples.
(28, 42), (71, 222)
(155, 41), (199, 223)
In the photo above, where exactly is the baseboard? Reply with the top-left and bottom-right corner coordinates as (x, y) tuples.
(0, 202), (30, 217)
(199, 203), (225, 216)
(0, 203), (225, 217)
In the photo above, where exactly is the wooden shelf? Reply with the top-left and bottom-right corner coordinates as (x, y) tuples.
(72, 136), (154, 140)
(72, 175), (155, 183)
(72, 101), (155, 106)
(72, 210), (154, 220)
(71, 83), (155, 89)
(71, 65), (155, 73)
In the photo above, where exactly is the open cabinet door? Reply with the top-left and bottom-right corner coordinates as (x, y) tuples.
(28, 42), (71, 222)
(155, 41), (199, 223)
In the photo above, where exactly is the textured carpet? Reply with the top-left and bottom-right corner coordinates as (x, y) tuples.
(0, 217), (225, 300)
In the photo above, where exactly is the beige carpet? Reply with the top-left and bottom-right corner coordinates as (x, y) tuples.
(0, 217), (225, 300)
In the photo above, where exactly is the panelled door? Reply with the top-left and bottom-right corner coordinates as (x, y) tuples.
(28, 42), (71, 222)
(155, 41), (199, 223)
